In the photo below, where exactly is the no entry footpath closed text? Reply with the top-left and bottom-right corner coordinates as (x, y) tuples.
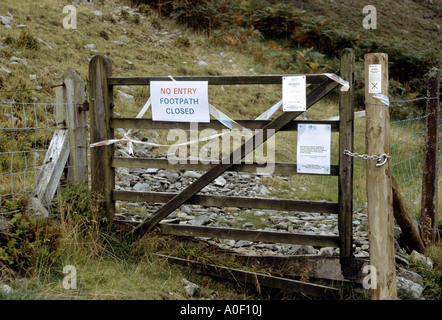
(151, 81), (209, 122)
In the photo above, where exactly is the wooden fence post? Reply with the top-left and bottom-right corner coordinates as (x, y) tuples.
(55, 67), (88, 185)
(364, 53), (397, 300)
(338, 48), (355, 277)
(89, 54), (115, 218)
(33, 68), (87, 205)
(420, 67), (440, 247)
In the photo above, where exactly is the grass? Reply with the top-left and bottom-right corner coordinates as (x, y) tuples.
(0, 183), (263, 300)
(0, 0), (440, 301)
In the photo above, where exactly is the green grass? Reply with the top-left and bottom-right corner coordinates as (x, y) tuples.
(0, 0), (440, 301)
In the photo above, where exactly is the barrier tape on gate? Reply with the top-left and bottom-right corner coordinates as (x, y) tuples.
(372, 93), (390, 106)
(90, 73), (351, 154)
(324, 73), (350, 91)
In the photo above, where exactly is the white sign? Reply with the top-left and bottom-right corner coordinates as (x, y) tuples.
(150, 81), (209, 122)
(297, 124), (331, 175)
(283, 76), (306, 111)
(368, 64), (382, 93)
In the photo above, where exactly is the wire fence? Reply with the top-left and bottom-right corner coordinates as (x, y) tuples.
(0, 101), (73, 216)
(0, 94), (440, 225)
(390, 97), (441, 220)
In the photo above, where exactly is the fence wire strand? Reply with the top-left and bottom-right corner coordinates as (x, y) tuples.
(390, 97), (441, 220)
(0, 101), (86, 215)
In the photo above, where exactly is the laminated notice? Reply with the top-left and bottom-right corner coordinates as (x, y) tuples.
(283, 76), (306, 111)
(368, 64), (382, 93)
(297, 124), (331, 175)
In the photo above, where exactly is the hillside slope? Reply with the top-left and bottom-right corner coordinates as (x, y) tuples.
(0, 0), (277, 105)
(1, 0), (440, 105)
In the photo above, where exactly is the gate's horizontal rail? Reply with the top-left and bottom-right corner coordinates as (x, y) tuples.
(108, 74), (327, 86)
(157, 223), (340, 248)
(110, 118), (340, 131)
(112, 157), (340, 176)
(157, 254), (340, 299)
(113, 190), (339, 214)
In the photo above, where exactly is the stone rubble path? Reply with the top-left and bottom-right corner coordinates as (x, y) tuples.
(114, 157), (370, 258)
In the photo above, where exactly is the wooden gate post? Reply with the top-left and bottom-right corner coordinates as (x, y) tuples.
(89, 55), (115, 217)
(55, 67), (88, 185)
(420, 67), (440, 247)
(338, 48), (355, 277)
(364, 53), (397, 300)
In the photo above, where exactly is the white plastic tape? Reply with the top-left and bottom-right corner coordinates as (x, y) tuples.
(372, 93), (390, 106)
(324, 73), (350, 91)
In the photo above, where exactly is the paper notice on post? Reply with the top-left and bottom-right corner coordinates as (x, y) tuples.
(368, 64), (382, 94)
(297, 124), (331, 174)
(283, 76), (306, 111)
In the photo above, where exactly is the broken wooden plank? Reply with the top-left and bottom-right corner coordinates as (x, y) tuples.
(156, 254), (340, 299)
(131, 78), (339, 237)
(392, 176), (426, 252)
(233, 255), (369, 283)
(33, 129), (69, 204)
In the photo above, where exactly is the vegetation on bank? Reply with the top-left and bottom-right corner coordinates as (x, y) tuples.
(0, 0), (440, 300)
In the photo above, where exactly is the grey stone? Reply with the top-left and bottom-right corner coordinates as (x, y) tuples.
(410, 250), (434, 269)
(133, 183), (151, 191)
(189, 215), (212, 226)
(0, 15), (12, 25)
(318, 247), (334, 256)
(35, 36), (53, 50)
(214, 176), (226, 187)
(125, 59), (134, 68)
(181, 278), (200, 298)
(9, 56), (28, 67)
(84, 43), (97, 50)
(26, 197), (49, 218)
(259, 185), (270, 195)
(253, 210), (266, 217)
(0, 284), (13, 295)
(235, 240), (253, 248)
(117, 90), (135, 105)
(242, 222), (254, 228)
(396, 276), (424, 299)
(183, 171), (202, 179)
(290, 245), (317, 255)
(0, 67), (11, 74)
(397, 267), (423, 284)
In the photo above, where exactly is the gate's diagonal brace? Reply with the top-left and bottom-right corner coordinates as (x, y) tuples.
(131, 78), (339, 238)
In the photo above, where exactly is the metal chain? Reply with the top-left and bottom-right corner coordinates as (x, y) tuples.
(343, 149), (391, 166)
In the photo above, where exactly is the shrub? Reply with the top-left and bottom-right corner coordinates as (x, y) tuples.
(0, 212), (61, 275)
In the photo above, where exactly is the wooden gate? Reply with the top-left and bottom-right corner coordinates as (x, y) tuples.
(89, 49), (356, 278)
